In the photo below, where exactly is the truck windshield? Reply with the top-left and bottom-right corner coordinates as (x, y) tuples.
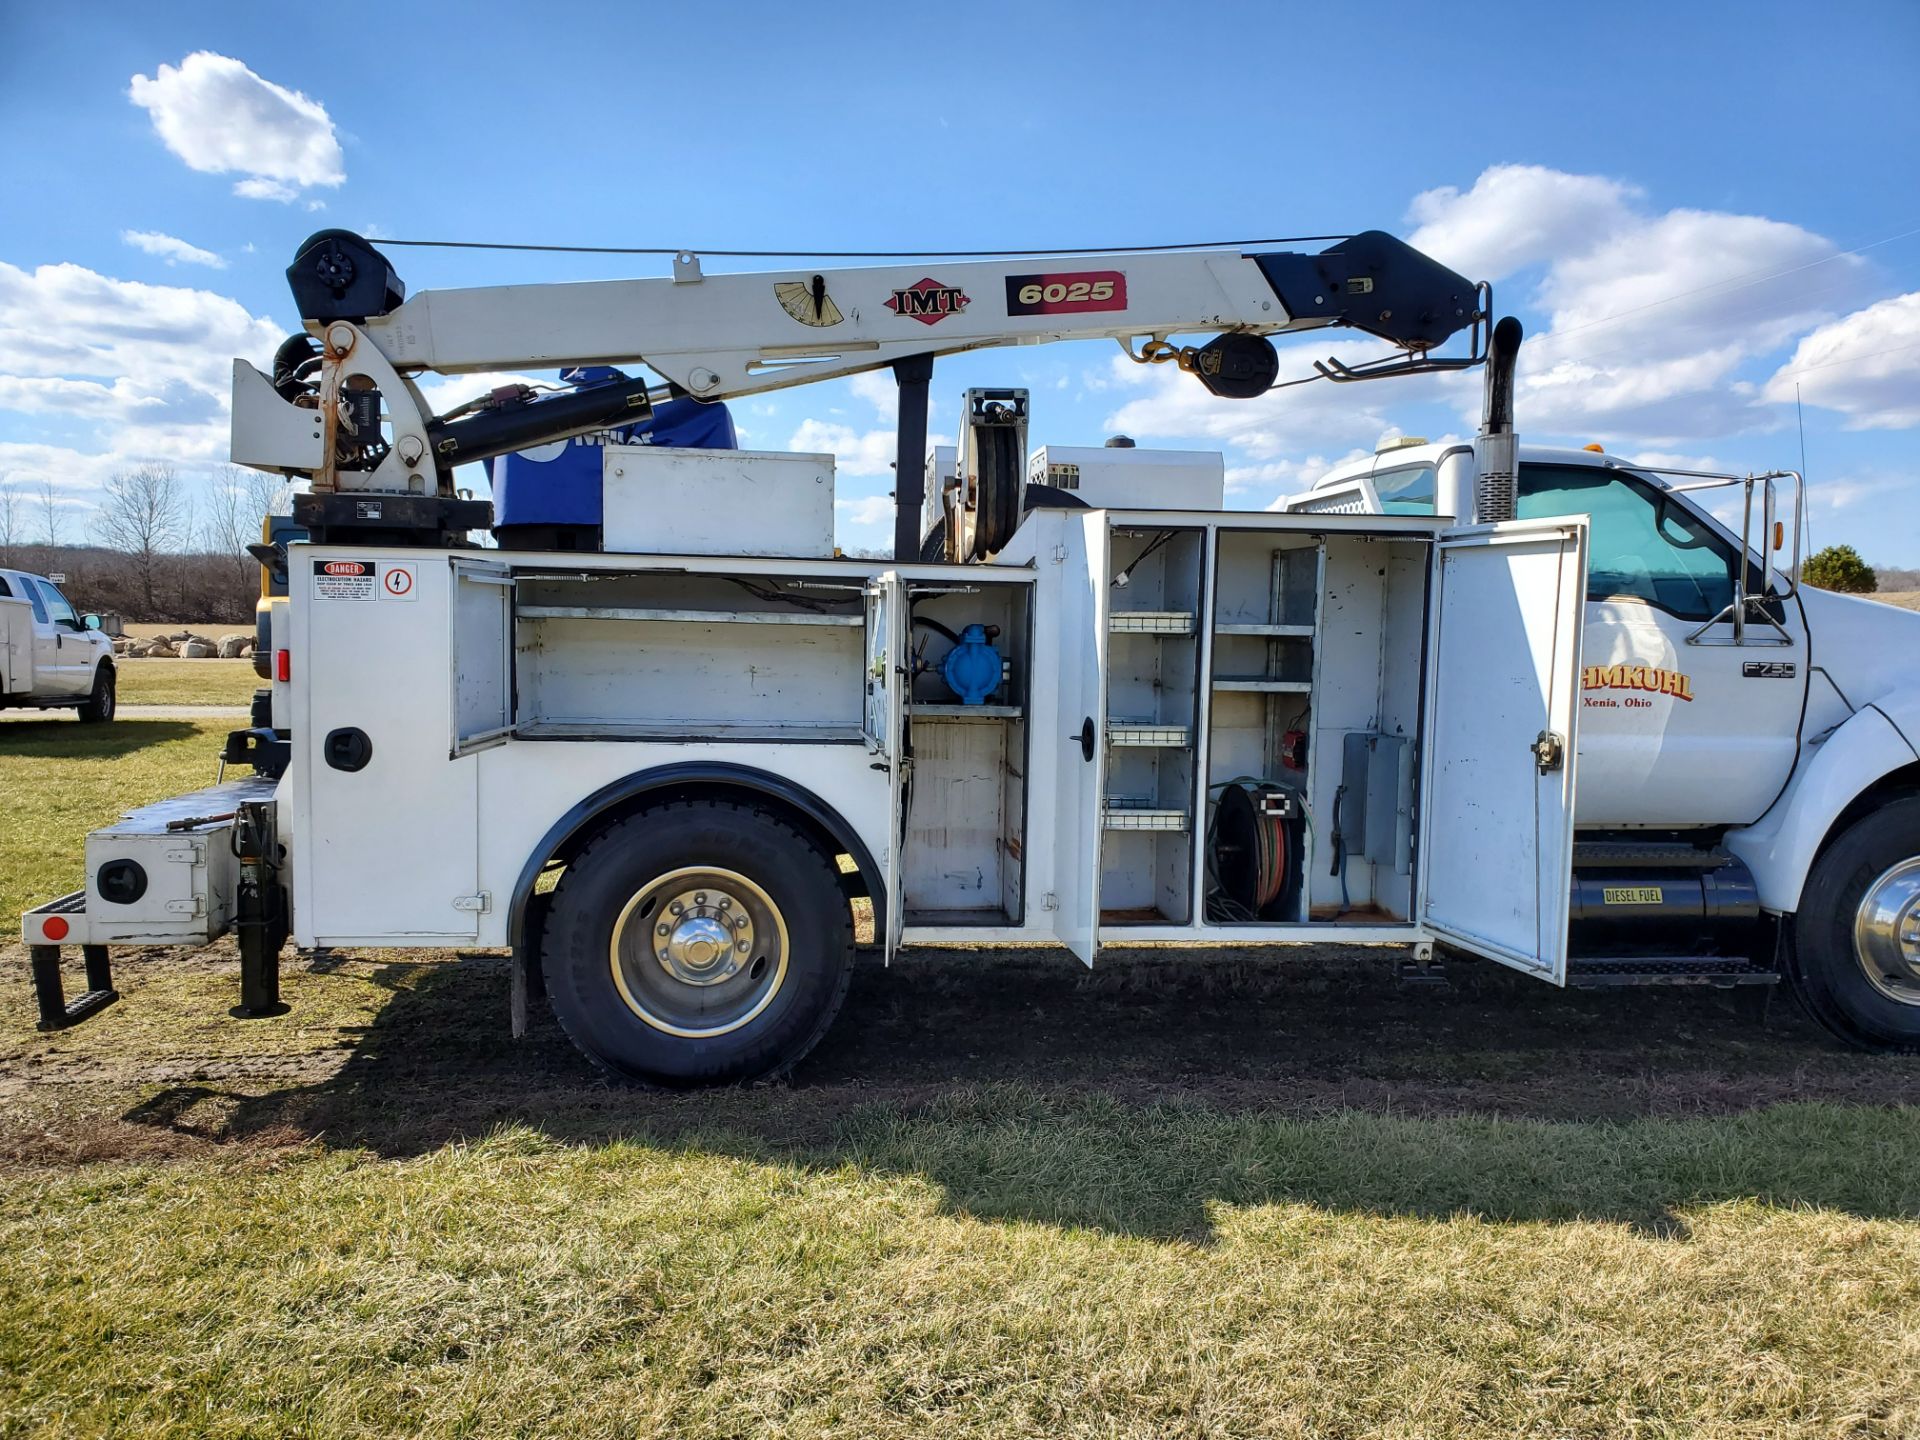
(1516, 465), (1740, 621)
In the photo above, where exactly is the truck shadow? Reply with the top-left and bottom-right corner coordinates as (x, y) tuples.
(0, 718), (198, 758)
(122, 948), (1920, 1241)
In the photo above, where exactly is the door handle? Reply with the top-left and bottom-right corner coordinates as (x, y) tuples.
(1531, 729), (1565, 773)
(1070, 717), (1095, 762)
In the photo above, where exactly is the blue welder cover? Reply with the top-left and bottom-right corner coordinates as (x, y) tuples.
(487, 367), (738, 527)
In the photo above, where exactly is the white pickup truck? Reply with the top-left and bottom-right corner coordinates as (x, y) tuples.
(0, 569), (117, 722)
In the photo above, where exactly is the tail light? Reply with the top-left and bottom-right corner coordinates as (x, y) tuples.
(275, 649), (291, 682)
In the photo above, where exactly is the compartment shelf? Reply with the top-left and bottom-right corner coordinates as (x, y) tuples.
(1215, 622), (1315, 638)
(1212, 677), (1313, 693)
(1102, 798), (1190, 831)
(1107, 721), (1192, 748)
(1109, 611), (1194, 635)
(911, 703), (1023, 719)
(517, 604), (861, 627)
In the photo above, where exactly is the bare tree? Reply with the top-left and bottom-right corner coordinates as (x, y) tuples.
(38, 475), (64, 548)
(0, 474), (20, 565)
(200, 466), (259, 593)
(94, 464), (189, 618)
(243, 466), (294, 521)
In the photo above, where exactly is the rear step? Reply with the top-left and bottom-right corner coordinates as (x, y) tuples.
(28, 943), (119, 1031)
(1567, 956), (1779, 988)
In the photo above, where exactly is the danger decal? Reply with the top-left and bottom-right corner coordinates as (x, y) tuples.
(313, 558), (378, 601)
(1582, 663), (1693, 707)
(1005, 270), (1127, 316)
(886, 277), (970, 326)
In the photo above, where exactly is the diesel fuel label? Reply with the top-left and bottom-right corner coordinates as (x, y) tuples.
(313, 558), (378, 601)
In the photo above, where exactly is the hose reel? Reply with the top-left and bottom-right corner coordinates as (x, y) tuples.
(1209, 781), (1302, 920)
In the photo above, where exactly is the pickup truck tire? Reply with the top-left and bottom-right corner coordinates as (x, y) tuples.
(1790, 796), (1920, 1051)
(541, 800), (855, 1085)
(76, 663), (115, 724)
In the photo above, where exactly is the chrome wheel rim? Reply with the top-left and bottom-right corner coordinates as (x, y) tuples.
(609, 866), (788, 1037)
(1853, 856), (1920, 1006)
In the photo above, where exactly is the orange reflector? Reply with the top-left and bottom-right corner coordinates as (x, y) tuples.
(275, 649), (291, 682)
(43, 915), (69, 942)
(1583, 443), (1605, 452)
(1774, 520), (1785, 551)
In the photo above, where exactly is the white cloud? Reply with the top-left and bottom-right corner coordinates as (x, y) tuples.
(128, 52), (345, 201)
(0, 261), (286, 515)
(835, 494), (894, 526)
(234, 178), (299, 203)
(121, 230), (226, 269)
(788, 418), (895, 475)
(1405, 164), (1873, 446)
(847, 369), (899, 423)
(1764, 291), (1920, 429)
(1409, 164), (1640, 281)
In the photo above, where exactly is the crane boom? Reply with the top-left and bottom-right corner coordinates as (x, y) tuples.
(232, 228), (1487, 549)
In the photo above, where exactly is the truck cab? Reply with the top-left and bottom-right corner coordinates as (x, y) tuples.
(0, 569), (116, 721)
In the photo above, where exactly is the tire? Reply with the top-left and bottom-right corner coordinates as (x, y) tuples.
(541, 800), (855, 1085)
(77, 663), (116, 724)
(1788, 795), (1920, 1051)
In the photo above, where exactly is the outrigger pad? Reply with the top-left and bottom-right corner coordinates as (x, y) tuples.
(1255, 231), (1479, 352)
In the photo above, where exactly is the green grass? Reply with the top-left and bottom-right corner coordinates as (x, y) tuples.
(3, 721), (1919, 1436)
(114, 658), (258, 708)
(0, 718), (227, 920)
(0, 1093), (1916, 1438)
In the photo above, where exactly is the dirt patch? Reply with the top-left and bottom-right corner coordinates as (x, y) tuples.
(5, 937), (1914, 1170)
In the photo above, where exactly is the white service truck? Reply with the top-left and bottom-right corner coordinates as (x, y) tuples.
(0, 569), (116, 722)
(20, 228), (1920, 1080)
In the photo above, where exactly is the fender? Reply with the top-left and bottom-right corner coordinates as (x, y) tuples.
(1726, 690), (1920, 913)
(504, 760), (886, 960)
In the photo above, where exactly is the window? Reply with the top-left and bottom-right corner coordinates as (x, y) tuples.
(1516, 464), (1740, 620)
(22, 579), (47, 624)
(0, 575), (12, 597)
(33, 579), (79, 629)
(1373, 464), (1437, 515)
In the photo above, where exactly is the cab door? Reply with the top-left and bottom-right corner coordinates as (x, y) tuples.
(25, 579), (82, 695)
(1418, 518), (1587, 982)
(863, 572), (908, 961)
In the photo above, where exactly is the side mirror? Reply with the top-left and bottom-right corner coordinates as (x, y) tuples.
(82, 613), (102, 631)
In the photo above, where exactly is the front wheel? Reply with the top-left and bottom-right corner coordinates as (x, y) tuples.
(541, 800), (855, 1085)
(77, 663), (116, 723)
(1789, 796), (1920, 1051)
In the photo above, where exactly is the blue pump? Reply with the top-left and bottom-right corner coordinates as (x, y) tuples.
(941, 624), (1003, 705)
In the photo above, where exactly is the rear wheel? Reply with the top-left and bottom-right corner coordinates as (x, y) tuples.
(77, 663), (115, 723)
(1789, 796), (1920, 1051)
(541, 800), (855, 1085)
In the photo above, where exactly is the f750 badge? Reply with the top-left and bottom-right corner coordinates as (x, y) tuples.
(1006, 270), (1127, 316)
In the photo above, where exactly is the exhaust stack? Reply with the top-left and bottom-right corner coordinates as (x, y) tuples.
(1472, 316), (1524, 523)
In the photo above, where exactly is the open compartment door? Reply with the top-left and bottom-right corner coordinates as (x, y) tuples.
(450, 558), (515, 756)
(1418, 518), (1587, 981)
(1046, 513), (1111, 964)
(864, 572), (909, 961)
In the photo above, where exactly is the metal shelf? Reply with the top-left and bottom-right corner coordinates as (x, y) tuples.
(1102, 798), (1190, 832)
(1215, 622), (1315, 638)
(912, 704), (1022, 719)
(1109, 611), (1194, 635)
(1212, 677), (1313, 693)
(517, 604), (861, 627)
(1107, 721), (1191, 748)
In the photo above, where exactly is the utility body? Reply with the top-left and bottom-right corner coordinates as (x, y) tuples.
(21, 228), (1920, 1077)
(0, 569), (115, 721)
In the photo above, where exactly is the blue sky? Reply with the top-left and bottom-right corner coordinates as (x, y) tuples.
(0, 1), (1915, 560)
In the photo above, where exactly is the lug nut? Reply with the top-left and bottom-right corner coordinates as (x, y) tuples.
(694, 892), (707, 905)
(736, 940), (749, 952)
(718, 897), (731, 910)
(656, 923), (670, 936)
(669, 902), (683, 915)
